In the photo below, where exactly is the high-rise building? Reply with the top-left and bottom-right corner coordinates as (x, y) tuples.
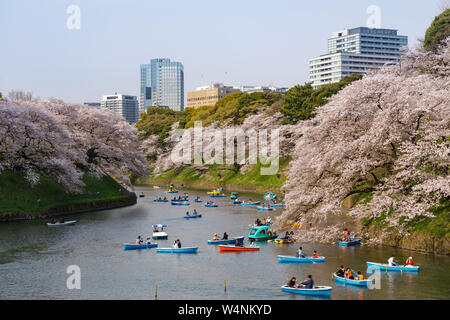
(100, 94), (139, 124)
(139, 58), (184, 112)
(83, 102), (101, 108)
(140, 64), (152, 114)
(150, 58), (184, 111)
(187, 83), (240, 109)
(309, 27), (408, 88)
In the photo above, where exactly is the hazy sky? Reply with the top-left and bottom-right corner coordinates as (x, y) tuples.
(0, 0), (444, 103)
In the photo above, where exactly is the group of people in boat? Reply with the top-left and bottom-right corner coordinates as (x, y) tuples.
(172, 239), (182, 248)
(205, 201), (216, 205)
(388, 255), (414, 267)
(335, 265), (365, 280)
(254, 217), (271, 226)
(136, 235), (152, 245)
(155, 196), (168, 201)
(296, 247), (319, 258)
(173, 196), (188, 201)
(185, 209), (199, 216)
(49, 218), (65, 224)
(212, 232), (229, 241)
(287, 275), (314, 289)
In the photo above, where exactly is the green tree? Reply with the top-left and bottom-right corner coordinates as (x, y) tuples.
(135, 107), (187, 146)
(281, 74), (362, 124)
(424, 9), (450, 52)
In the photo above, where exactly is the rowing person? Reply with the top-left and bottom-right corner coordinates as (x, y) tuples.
(296, 247), (306, 258)
(146, 237), (152, 245)
(404, 256), (414, 266)
(336, 265), (345, 277)
(177, 239), (182, 248)
(213, 233), (219, 241)
(222, 232), (228, 240)
(136, 236), (143, 245)
(313, 250), (319, 259)
(186, 211), (190, 216)
(172, 240), (178, 248)
(193, 209), (198, 216)
(388, 255), (398, 266)
(300, 275), (314, 289)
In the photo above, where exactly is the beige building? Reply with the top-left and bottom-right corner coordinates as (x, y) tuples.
(187, 83), (240, 109)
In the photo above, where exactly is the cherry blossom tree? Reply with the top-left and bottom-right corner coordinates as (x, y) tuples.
(276, 38), (450, 243)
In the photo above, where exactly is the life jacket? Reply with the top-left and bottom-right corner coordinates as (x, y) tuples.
(406, 260), (414, 265)
(358, 274), (364, 280)
(313, 253), (318, 258)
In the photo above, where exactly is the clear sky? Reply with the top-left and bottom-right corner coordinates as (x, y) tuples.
(0, 0), (444, 104)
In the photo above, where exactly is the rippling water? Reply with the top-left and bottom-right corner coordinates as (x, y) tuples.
(0, 187), (449, 300)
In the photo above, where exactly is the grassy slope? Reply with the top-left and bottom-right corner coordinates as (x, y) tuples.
(0, 170), (135, 218)
(147, 157), (290, 190)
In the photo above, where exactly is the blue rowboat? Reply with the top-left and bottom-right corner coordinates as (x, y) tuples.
(257, 206), (273, 211)
(208, 236), (245, 245)
(333, 273), (371, 287)
(171, 199), (188, 202)
(194, 199), (203, 203)
(167, 190), (178, 194)
(366, 262), (420, 272)
(232, 200), (243, 204)
(139, 194), (145, 198)
(281, 285), (332, 296)
(156, 247), (198, 254)
(210, 195), (227, 198)
(204, 204), (218, 208)
(154, 199), (169, 202)
(278, 255), (325, 263)
(338, 238), (361, 246)
(184, 214), (202, 219)
(269, 203), (286, 208)
(242, 201), (261, 206)
(124, 243), (158, 250)
(172, 202), (190, 206)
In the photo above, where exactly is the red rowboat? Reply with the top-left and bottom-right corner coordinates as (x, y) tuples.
(218, 245), (260, 252)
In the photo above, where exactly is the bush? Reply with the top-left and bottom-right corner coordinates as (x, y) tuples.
(424, 9), (450, 52)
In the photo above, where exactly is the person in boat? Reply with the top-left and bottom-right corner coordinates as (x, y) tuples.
(296, 247), (306, 258)
(59, 218), (65, 223)
(345, 268), (354, 280)
(284, 231), (290, 240)
(177, 239), (181, 248)
(193, 209), (198, 216)
(300, 275), (314, 289)
(266, 217), (271, 225)
(136, 236), (143, 245)
(262, 218), (266, 225)
(357, 271), (364, 280)
(235, 239), (243, 247)
(404, 257), (414, 266)
(213, 233), (219, 241)
(287, 277), (297, 288)
(173, 240), (178, 248)
(153, 227), (159, 233)
(222, 232), (228, 240)
(146, 237), (152, 245)
(164, 197), (167, 200)
(50, 218), (57, 224)
(336, 266), (345, 278)
(313, 250), (319, 259)
(388, 255), (398, 266)
(249, 240), (256, 248)
(186, 211), (190, 216)
(343, 228), (350, 241)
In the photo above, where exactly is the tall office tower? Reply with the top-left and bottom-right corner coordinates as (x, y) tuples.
(150, 58), (184, 111)
(100, 94), (139, 125)
(309, 27), (408, 88)
(140, 64), (152, 115)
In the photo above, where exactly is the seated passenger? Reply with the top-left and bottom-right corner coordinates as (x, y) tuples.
(336, 266), (345, 277)
(213, 233), (219, 241)
(313, 250), (319, 259)
(287, 277), (297, 288)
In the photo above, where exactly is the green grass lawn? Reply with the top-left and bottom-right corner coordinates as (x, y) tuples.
(147, 157), (290, 190)
(0, 170), (134, 218)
